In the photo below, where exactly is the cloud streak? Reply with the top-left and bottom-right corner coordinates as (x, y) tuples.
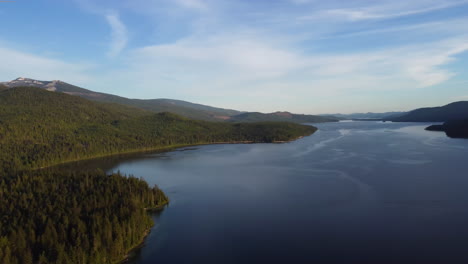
(326, 1), (467, 21)
(105, 12), (128, 57)
(128, 32), (468, 87)
(95, 28), (467, 113)
(0, 44), (93, 84)
(174, 0), (208, 11)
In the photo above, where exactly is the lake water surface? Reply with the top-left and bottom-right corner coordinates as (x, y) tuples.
(79, 121), (468, 263)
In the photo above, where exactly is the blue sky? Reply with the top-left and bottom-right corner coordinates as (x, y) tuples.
(1, 0), (468, 114)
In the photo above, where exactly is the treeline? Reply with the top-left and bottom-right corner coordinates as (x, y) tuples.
(0, 169), (168, 264)
(0, 87), (316, 172)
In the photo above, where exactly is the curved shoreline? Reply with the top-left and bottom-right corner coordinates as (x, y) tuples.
(40, 135), (312, 263)
(39, 134), (311, 171)
(117, 201), (169, 264)
(84, 137), (309, 263)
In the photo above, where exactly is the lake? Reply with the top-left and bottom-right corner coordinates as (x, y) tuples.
(72, 121), (468, 263)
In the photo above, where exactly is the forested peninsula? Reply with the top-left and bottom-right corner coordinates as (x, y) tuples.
(0, 87), (317, 263)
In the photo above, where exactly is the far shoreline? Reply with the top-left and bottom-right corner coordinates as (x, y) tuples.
(40, 133), (313, 171)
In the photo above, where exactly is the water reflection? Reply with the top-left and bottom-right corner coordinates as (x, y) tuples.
(63, 122), (468, 264)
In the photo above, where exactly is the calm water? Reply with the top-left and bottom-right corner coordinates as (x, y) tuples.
(76, 121), (468, 263)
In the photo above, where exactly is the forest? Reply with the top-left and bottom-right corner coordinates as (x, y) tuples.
(0, 87), (317, 263)
(0, 169), (168, 264)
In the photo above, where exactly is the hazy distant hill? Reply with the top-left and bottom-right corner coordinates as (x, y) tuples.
(229, 111), (339, 123)
(0, 78), (241, 121)
(323, 111), (406, 120)
(386, 101), (468, 122)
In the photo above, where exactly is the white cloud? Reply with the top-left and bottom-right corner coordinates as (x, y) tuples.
(309, 38), (468, 89)
(324, 0), (468, 21)
(0, 45), (93, 84)
(290, 0), (313, 4)
(398, 39), (468, 87)
(319, 18), (468, 40)
(105, 12), (128, 57)
(97, 30), (468, 111)
(133, 34), (307, 80)
(174, 0), (208, 11)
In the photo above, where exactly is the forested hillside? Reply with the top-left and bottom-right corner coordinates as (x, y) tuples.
(0, 170), (168, 264)
(1, 78), (241, 121)
(385, 101), (468, 122)
(0, 87), (316, 172)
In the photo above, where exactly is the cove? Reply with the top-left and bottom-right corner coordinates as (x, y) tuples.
(67, 121), (468, 264)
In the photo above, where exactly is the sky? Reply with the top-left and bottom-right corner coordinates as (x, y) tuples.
(1, 0), (468, 114)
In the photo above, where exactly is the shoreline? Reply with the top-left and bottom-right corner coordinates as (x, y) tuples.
(39, 134), (311, 263)
(117, 201), (169, 264)
(39, 134), (310, 171)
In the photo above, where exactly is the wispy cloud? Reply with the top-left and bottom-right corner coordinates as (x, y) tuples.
(319, 18), (468, 40)
(0, 44), (93, 84)
(73, 1), (129, 57)
(99, 30), (468, 112)
(173, 0), (208, 11)
(323, 0), (468, 21)
(105, 12), (128, 57)
(290, 0), (314, 5)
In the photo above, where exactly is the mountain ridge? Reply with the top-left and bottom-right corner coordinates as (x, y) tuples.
(0, 77), (338, 123)
(0, 77), (241, 121)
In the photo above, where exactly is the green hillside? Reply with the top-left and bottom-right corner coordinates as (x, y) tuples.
(52, 80), (241, 120)
(0, 87), (317, 172)
(1, 78), (340, 123)
(1, 78), (241, 121)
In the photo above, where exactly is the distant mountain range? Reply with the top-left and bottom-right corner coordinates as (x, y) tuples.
(325, 101), (468, 123)
(322, 112), (406, 120)
(0, 77), (337, 123)
(385, 101), (468, 122)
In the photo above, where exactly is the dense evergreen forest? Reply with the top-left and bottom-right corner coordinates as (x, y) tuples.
(0, 87), (316, 263)
(0, 169), (168, 264)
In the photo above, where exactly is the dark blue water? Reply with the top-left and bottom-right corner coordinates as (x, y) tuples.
(101, 121), (468, 264)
